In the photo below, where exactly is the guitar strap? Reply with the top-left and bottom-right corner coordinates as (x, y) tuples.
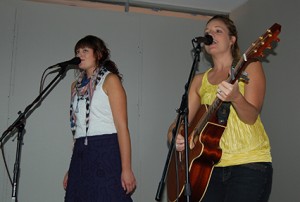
(217, 102), (231, 125)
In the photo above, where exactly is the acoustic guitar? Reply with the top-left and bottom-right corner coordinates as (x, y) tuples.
(167, 23), (281, 202)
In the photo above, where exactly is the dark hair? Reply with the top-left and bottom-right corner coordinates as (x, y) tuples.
(206, 15), (240, 64)
(74, 35), (122, 80)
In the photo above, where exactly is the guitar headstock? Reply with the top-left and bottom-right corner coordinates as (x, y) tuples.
(229, 23), (281, 84)
(247, 23), (281, 59)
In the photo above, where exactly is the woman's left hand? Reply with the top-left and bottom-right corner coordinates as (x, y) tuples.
(121, 169), (136, 194)
(216, 80), (241, 102)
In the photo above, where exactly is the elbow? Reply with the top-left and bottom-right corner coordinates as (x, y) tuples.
(241, 112), (259, 125)
(247, 118), (258, 125)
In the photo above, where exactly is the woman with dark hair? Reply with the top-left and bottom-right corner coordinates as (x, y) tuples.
(168, 15), (272, 201)
(63, 35), (136, 202)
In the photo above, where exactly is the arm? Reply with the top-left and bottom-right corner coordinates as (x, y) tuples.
(103, 73), (136, 194)
(167, 73), (204, 151)
(217, 61), (266, 124)
(63, 139), (76, 190)
(63, 82), (77, 190)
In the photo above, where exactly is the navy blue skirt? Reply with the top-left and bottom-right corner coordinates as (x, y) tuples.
(65, 134), (133, 202)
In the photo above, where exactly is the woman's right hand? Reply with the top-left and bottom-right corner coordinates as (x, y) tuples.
(175, 134), (185, 152)
(63, 172), (68, 190)
(168, 122), (186, 152)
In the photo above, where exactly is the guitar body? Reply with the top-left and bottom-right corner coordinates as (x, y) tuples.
(167, 105), (225, 202)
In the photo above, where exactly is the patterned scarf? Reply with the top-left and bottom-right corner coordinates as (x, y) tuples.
(70, 67), (108, 144)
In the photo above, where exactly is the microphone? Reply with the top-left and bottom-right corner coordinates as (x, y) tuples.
(193, 34), (213, 45)
(48, 57), (81, 69)
(57, 57), (81, 68)
(48, 64), (79, 74)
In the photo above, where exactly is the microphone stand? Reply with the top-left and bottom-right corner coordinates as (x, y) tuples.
(0, 66), (69, 202)
(155, 40), (203, 201)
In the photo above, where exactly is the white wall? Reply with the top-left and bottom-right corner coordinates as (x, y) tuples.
(0, 0), (208, 201)
(231, 0), (300, 202)
(2, 0), (298, 201)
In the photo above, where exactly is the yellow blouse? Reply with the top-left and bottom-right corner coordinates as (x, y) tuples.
(199, 69), (272, 167)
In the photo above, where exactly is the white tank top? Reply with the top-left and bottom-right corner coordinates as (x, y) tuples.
(73, 71), (117, 139)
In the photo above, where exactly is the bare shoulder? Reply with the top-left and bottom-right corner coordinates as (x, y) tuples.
(189, 72), (205, 95)
(195, 72), (205, 80)
(104, 73), (122, 84)
(192, 72), (205, 86)
(246, 60), (263, 70)
(103, 73), (123, 94)
(245, 60), (265, 79)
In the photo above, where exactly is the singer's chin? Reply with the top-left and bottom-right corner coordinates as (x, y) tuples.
(78, 65), (88, 71)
